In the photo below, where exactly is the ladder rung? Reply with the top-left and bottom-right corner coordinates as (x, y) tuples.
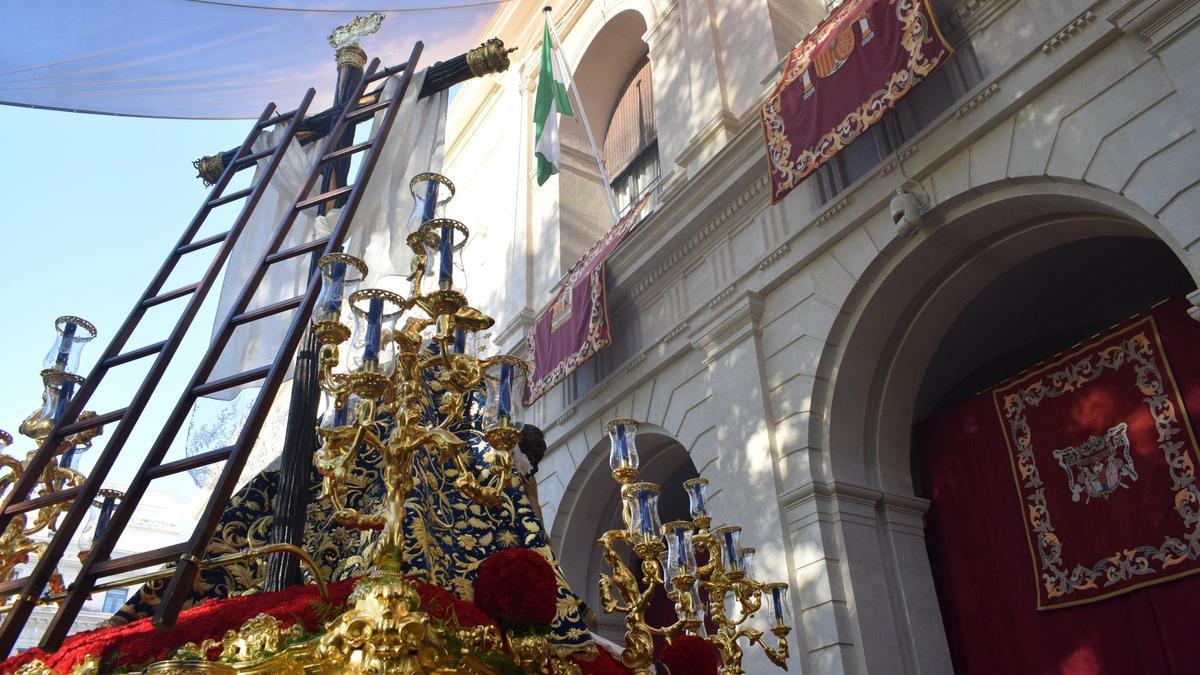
(208, 187), (254, 208)
(146, 447), (233, 480)
(177, 231), (230, 255)
(366, 63), (406, 83)
(231, 296), (303, 326)
(90, 543), (190, 578)
(295, 186), (352, 212)
(4, 486), (81, 517)
(102, 340), (168, 369)
(234, 147), (276, 168)
(264, 237), (331, 265)
(60, 408), (127, 436)
(322, 140), (373, 163)
(256, 110), (295, 129)
(192, 365), (271, 398)
(347, 99), (389, 121)
(143, 282), (200, 308)
(0, 577), (28, 596)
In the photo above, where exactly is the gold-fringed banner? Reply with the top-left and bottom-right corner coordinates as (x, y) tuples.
(760, 0), (951, 203)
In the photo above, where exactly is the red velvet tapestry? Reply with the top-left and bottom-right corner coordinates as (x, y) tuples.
(760, 0), (951, 203)
(918, 298), (1200, 674)
(524, 196), (648, 404)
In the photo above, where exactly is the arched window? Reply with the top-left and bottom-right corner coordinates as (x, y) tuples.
(602, 58), (658, 213)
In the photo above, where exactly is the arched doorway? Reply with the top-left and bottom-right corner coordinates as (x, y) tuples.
(551, 424), (698, 643)
(811, 179), (1200, 673)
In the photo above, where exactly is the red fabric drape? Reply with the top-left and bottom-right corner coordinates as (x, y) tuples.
(917, 298), (1200, 674)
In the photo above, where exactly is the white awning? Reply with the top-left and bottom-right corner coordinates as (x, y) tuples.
(0, 0), (501, 119)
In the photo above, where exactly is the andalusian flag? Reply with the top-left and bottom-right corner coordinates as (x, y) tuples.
(534, 20), (574, 186)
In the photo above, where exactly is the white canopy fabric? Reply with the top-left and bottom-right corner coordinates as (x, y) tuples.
(0, 0), (501, 119)
(184, 66), (446, 489)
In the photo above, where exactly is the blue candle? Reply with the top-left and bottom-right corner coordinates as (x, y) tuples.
(95, 494), (117, 541)
(691, 484), (705, 512)
(497, 362), (513, 419)
(675, 530), (687, 565)
(55, 321), (77, 370)
(439, 223), (453, 285)
(453, 328), (466, 354)
(637, 490), (652, 533)
(363, 297), (383, 362)
(333, 403), (349, 426)
(60, 448), (76, 470)
(421, 179), (439, 222)
(616, 424), (630, 461)
(325, 262), (346, 316)
(724, 531), (739, 567)
(53, 379), (75, 423)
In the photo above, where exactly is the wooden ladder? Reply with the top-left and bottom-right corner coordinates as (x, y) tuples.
(0, 42), (423, 655)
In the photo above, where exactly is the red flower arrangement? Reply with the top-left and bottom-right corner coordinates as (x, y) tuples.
(473, 548), (558, 630)
(660, 635), (720, 675)
(0, 576), (496, 674)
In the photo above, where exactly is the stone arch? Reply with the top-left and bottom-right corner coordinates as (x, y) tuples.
(550, 420), (698, 640)
(804, 177), (1200, 673)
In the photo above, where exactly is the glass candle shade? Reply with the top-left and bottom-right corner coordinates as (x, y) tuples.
(482, 355), (527, 429)
(684, 477), (709, 522)
(663, 520), (698, 582)
(740, 547), (757, 580)
(605, 418), (640, 482)
(764, 583), (791, 628)
(42, 316), (96, 375)
(94, 489), (122, 544)
(412, 220), (469, 288)
(22, 370), (83, 441)
(683, 580), (707, 634)
(348, 289), (405, 376)
(621, 482), (663, 548)
(320, 392), (361, 429)
(313, 253), (367, 326)
(713, 525), (744, 575)
(408, 172), (455, 227)
(0, 429), (11, 452)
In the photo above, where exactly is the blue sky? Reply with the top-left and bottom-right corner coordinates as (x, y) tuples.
(0, 104), (249, 499)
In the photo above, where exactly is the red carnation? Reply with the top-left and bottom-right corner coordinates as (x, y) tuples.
(660, 635), (720, 675)
(473, 548), (557, 630)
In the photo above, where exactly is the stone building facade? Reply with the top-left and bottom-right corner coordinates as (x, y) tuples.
(443, 0), (1200, 672)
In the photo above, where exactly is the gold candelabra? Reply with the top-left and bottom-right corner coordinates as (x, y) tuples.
(1, 317), (106, 597)
(597, 419), (792, 675)
(303, 172), (544, 673)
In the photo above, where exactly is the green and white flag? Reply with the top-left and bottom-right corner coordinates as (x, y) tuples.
(534, 20), (574, 186)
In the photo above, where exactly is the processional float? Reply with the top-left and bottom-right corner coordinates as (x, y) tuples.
(0, 14), (792, 675)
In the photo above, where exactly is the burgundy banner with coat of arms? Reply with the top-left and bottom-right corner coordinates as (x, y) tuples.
(917, 298), (1200, 672)
(524, 198), (648, 404)
(760, 0), (951, 203)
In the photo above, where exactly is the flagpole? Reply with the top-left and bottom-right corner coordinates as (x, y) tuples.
(542, 6), (622, 224)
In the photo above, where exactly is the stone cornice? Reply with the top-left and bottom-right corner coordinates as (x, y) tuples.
(1107, 0), (1200, 51)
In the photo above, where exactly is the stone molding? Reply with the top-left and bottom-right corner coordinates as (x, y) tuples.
(878, 144), (920, 176)
(1107, 0), (1200, 51)
(759, 242), (791, 270)
(1042, 10), (1097, 54)
(954, 83), (1001, 118)
(629, 175), (768, 302)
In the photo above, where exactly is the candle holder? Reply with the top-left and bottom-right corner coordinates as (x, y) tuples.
(597, 419), (792, 675)
(1, 319), (106, 601)
(408, 172), (455, 225)
(606, 418), (641, 484)
(306, 171), (560, 671)
(312, 253), (367, 345)
(42, 315), (96, 375)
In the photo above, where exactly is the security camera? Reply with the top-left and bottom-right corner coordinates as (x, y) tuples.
(890, 185), (928, 237)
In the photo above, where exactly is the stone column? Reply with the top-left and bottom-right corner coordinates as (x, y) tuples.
(688, 292), (801, 675)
